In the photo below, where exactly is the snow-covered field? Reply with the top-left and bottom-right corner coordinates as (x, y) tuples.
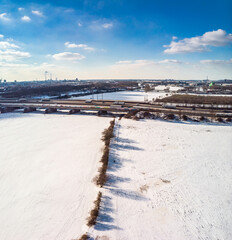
(1, 93), (231, 240)
(72, 90), (168, 102)
(0, 113), (111, 240)
(90, 119), (232, 240)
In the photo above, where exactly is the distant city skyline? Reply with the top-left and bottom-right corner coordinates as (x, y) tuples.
(0, 0), (232, 81)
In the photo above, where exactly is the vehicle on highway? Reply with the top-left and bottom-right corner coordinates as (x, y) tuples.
(18, 98), (27, 102)
(133, 105), (149, 109)
(110, 104), (123, 108)
(39, 99), (51, 102)
(113, 101), (125, 105)
(162, 104), (176, 109)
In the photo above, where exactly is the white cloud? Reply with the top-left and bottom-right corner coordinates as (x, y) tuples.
(102, 23), (113, 29)
(90, 19), (115, 31)
(164, 29), (232, 54)
(52, 52), (85, 61)
(0, 34), (4, 38)
(0, 62), (30, 68)
(134, 60), (155, 65)
(116, 60), (132, 64)
(21, 16), (31, 22)
(40, 62), (56, 68)
(78, 22), (82, 27)
(64, 42), (79, 48)
(0, 50), (31, 61)
(0, 38), (30, 62)
(116, 59), (181, 66)
(172, 36), (178, 40)
(200, 59), (232, 64)
(159, 59), (182, 64)
(82, 46), (95, 51)
(0, 41), (19, 49)
(0, 13), (10, 21)
(115, 59), (156, 67)
(64, 42), (95, 51)
(32, 10), (43, 17)
(0, 61), (56, 69)
(18, 8), (24, 11)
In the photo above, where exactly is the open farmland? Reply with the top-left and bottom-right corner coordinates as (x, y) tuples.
(90, 119), (232, 240)
(0, 113), (110, 240)
(0, 100), (231, 240)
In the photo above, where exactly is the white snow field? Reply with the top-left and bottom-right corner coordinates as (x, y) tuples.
(0, 113), (111, 240)
(91, 119), (232, 240)
(72, 90), (168, 102)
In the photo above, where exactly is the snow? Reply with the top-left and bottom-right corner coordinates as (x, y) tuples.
(0, 113), (111, 240)
(72, 90), (169, 101)
(155, 85), (183, 91)
(32, 95), (57, 99)
(1, 94), (231, 240)
(90, 119), (232, 240)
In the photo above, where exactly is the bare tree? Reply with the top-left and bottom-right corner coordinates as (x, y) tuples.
(144, 84), (152, 92)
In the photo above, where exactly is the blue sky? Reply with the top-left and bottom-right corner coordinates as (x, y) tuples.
(0, 0), (232, 81)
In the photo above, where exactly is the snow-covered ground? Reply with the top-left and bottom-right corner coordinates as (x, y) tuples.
(90, 119), (232, 240)
(0, 113), (111, 240)
(1, 93), (231, 240)
(72, 90), (169, 102)
(155, 85), (184, 91)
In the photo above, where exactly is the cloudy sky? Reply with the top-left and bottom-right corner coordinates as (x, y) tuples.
(0, 0), (232, 81)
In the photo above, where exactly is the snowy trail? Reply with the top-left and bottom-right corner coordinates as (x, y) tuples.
(0, 113), (111, 240)
(92, 119), (232, 240)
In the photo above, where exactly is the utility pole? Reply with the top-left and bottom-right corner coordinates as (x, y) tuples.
(92, 90), (94, 99)
(45, 71), (48, 81)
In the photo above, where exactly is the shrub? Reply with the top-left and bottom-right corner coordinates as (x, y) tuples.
(95, 119), (115, 187)
(143, 111), (152, 118)
(182, 115), (188, 121)
(199, 116), (205, 121)
(217, 117), (224, 122)
(132, 115), (139, 121)
(166, 113), (175, 120)
(87, 192), (102, 227)
(124, 110), (138, 119)
(193, 118), (199, 122)
(119, 114), (124, 120)
(101, 120), (115, 146)
(78, 234), (90, 240)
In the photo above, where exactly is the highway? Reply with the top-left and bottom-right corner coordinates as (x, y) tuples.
(0, 98), (232, 118)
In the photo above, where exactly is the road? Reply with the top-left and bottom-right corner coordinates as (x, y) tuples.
(0, 99), (231, 118)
